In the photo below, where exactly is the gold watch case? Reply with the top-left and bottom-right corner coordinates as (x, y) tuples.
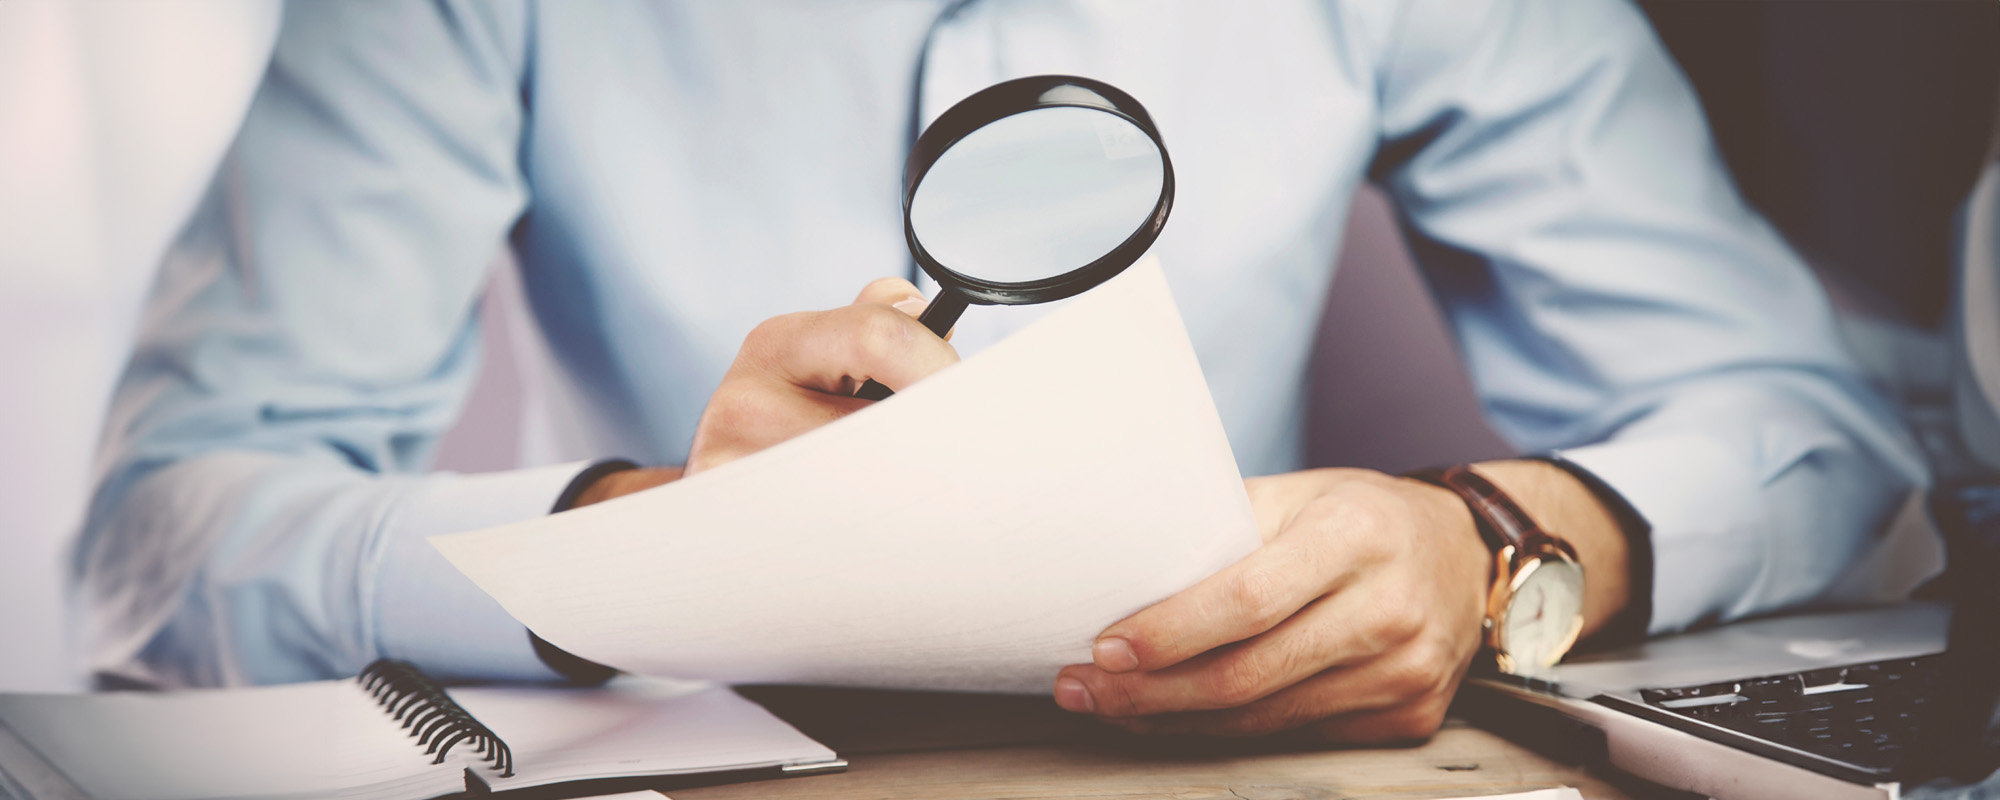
(1483, 538), (1586, 675)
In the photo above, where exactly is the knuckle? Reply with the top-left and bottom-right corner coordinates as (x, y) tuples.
(743, 315), (786, 345)
(1264, 628), (1321, 685)
(1228, 569), (1288, 629)
(1346, 481), (1409, 524)
(1376, 602), (1425, 646)
(1413, 633), (1465, 685)
(1243, 475), (1280, 505)
(1300, 490), (1392, 554)
(1400, 696), (1451, 738)
(1380, 650), (1443, 699)
(1208, 654), (1271, 706)
(699, 384), (795, 454)
(1330, 479), (1398, 515)
(1094, 676), (1145, 717)
(852, 305), (912, 359)
(1297, 492), (1351, 531)
(700, 383), (764, 432)
(741, 311), (830, 375)
(739, 315), (794, 364)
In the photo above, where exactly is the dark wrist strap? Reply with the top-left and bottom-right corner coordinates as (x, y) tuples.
(528, 459), (639, 685)
(1406, 467), (1504, 553)
(550, 458), (641, 514)
(1406, 465), (1549, 557)
(1406, 464), (1539, 671)
(1407, 458), (1653, 650)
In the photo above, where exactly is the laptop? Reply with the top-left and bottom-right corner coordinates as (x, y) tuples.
(1461, 159), (2000, 800)
(1459, 475), (1998, 799)
(1461, 591), (1989, 799)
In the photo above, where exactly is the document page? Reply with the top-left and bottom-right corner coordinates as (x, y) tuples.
(432, 258), (1262, 693)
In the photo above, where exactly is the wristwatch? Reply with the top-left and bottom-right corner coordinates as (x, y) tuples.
(1408, 464), (1585, 675)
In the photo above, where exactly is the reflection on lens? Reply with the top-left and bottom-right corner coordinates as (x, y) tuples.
(910, 106), (1164, 285)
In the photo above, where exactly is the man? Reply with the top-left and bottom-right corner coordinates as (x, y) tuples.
(78, 0), (1924, 743)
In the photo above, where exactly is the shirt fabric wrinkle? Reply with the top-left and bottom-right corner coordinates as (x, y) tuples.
(80, 0), (1926, 686)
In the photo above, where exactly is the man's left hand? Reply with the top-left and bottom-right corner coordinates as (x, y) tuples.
(1052, 468), (1491, 742)
(1053, 461), (1629, 742)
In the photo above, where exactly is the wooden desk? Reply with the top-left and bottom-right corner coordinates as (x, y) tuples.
(685, 688), (1637, 800)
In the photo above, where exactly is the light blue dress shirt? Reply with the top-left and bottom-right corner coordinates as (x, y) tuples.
(78, 0), (1927, 687)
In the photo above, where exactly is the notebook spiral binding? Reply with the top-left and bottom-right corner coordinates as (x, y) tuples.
(357, 659), (514, 778)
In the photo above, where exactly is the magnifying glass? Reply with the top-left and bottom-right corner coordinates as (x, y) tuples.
(855, 75), (1175, 400)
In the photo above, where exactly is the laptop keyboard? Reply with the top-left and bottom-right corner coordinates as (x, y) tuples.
(1638, 655), (1942, 772)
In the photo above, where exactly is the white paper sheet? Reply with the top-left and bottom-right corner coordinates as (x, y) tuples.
(1437, 790), (1581, 800)
(461, 679), (836, 792)
(431, 258), (1261, 693)
(0, 678), (833, 800)
(0, 682), (468, 800)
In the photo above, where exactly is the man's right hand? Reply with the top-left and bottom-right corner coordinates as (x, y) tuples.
(570, 277), (958, 507)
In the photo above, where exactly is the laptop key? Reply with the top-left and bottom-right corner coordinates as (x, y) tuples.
(1639, 654), (1946, 774)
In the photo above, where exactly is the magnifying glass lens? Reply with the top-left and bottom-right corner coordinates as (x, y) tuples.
(853, 76), (1173, 401)
(909, 107), (1165, 285)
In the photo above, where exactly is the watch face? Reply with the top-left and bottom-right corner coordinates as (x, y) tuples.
(1499, 556), (1584, 673)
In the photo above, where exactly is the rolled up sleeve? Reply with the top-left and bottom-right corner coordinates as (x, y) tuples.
(370, 462), (591, 683)
(76, 0), (577, 686)
(1365, 0), (1929, 633)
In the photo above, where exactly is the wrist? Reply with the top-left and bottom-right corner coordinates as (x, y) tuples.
(1473, 459), (1630, 642)
(530, 458), (683, 685)
(569, 465), (684, 509)
(1401, 476), (1491, 586)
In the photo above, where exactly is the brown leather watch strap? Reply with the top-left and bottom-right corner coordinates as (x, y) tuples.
(1405, 464), (1547, 556)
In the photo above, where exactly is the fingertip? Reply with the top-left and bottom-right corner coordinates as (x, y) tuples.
(817, 292), (958, 393)
(1053, 675), (1096, 714)
(856, 276), (921, 305)
(1093, 636), (1140, 673)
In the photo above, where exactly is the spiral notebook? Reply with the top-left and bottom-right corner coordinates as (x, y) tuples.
(0, 660), (842, 800)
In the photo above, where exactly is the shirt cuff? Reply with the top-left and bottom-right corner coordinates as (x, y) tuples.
(531, 458), (637, 684)
(1528, 454), (1653, 649)
(369, 460), (594, 682)
(1556, 435), (1767, 635)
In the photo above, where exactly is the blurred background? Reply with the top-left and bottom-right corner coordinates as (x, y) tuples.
(1, 0), (1995, 691)
(0, 0), (280, 691)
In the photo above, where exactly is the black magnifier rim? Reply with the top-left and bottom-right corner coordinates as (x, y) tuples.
(903, 75), (1175, 306)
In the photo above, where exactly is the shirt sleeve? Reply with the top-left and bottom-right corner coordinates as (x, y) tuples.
(75, 0), (578, 687)
(1359, 0), (1930, 633)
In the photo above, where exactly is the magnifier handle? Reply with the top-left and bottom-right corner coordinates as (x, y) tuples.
(854, 293), (968, 401)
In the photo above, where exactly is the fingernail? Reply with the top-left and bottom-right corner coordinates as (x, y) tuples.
(892, 297), (926, 316)
(1094, 637), (1139, 673)
(1053, 676), (1096, 713)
